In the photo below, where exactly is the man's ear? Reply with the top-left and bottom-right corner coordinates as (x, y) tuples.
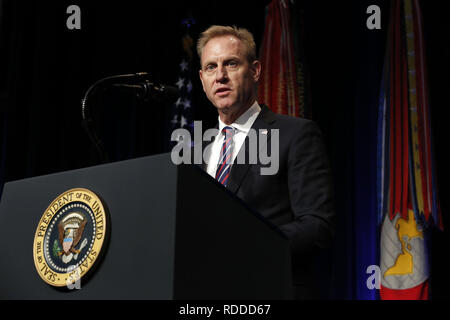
(252, 60), (262, 82)
(199, 69), (206, 92)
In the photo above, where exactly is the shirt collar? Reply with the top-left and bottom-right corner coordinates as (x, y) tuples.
(218, 101), (261, 134)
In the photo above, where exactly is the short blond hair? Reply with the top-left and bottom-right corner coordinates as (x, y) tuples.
(197, 25), (257, 63)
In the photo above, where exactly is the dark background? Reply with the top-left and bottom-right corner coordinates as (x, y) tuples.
(0, 0), (449, 299)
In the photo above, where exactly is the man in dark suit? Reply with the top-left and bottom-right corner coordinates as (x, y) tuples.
(197, 25), (335, 299)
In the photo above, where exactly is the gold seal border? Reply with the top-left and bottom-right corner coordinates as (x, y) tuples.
(32, 188), (108, 287)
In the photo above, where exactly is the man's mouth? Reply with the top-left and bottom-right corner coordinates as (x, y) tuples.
(215, 87), (231, 96)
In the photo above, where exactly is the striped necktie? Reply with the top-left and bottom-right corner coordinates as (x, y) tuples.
(215, 126), (234, 186)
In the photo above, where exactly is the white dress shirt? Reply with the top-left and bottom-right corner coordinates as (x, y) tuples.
(205, 101), (261, 178)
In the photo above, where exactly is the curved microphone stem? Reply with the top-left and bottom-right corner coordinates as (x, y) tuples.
(81, 72), (150, 164)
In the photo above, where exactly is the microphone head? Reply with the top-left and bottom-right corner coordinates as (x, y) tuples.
(109, 77), (180, 103)
(159, 85), (180, 102)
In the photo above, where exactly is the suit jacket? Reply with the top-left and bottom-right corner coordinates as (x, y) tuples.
(200, 104), (335, 299)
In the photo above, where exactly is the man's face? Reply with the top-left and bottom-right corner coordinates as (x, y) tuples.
(199, 35), (261, 116)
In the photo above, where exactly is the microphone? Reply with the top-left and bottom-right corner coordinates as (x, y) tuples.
(112, 80), (179, 102)
(81, 72), (179, 164)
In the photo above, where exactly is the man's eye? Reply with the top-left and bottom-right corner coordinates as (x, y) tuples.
(227, 61), (238, 67)
(205, 64), (215, 71)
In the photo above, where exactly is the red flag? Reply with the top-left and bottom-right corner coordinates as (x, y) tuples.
(378, 0), (442, 300)
(258, 0), (303, 117)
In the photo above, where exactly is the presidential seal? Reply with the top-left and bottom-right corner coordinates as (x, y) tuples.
(33, 188), (109, 287)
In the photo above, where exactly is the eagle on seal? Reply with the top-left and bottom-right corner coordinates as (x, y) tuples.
(58, 212), (87, 256)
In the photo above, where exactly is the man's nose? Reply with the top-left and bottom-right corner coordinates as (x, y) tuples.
(215, 65), (228, 82)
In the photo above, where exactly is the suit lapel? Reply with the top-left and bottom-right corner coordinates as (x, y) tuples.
(227, 105), (276, 194)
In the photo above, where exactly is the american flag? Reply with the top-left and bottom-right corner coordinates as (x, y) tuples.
(168, 17), (196, 148)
